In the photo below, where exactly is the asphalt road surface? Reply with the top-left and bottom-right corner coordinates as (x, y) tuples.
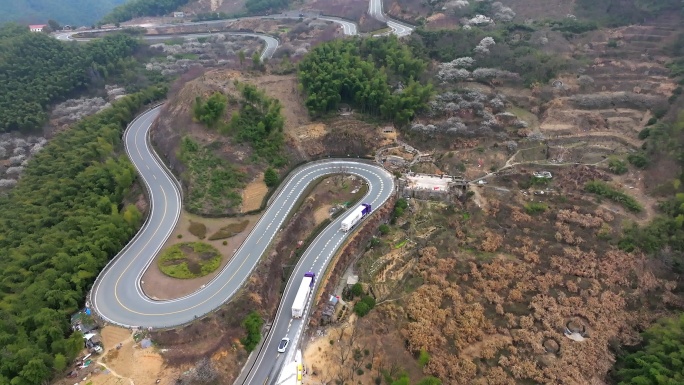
(54, 29), (280, 60)
(368, 0), (414, 36)
(90, 104), (395, 330)
(238, 166), (394, 385)
(57, 13), (392, 384)
(54, 13), (358, 61)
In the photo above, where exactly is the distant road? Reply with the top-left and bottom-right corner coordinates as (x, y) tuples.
(55, 29), (280, 60)
(368, 0), (414, 36)
(54, 12), (359, 60)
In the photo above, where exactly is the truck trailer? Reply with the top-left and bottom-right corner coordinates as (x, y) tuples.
(340, 203), (372, 232)
(291, 272), (316, 318)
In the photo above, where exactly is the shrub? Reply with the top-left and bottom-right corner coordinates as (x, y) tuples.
(361, 295), (376, 308)
(353, 301), (370, 317)
(264, 167), (279, 187)
(378, 224), (390, 235)
(240, 311), (263, 352)
(646, 117), (657, 126)
(524, 202), (548, 215)
(193, 92), (227, 127)
(639, 127), (651, 139)
(208, 220), (249, 240)
(627, 153), (649, 168)
(418, 349), (431, 367)
(354, 295), (377, 317)
(585, 181), (642, 212)
(350, 282), (364, 297)
(608, 157), (628, 174)
(188, 220), (207, 239)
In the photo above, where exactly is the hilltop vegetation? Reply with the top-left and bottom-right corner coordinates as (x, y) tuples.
(299, 36), (433, 125)
(101, 0), (192, 24)
(0, 24), (149, 133)
(1, 0), (126, 26)
(0, 85), (166, 385)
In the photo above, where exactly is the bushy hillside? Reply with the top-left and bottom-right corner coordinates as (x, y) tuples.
(0, 24), (153, 133)
(1, 0), (127, 26)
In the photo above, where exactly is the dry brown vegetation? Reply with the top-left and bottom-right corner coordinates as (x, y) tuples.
(311, 182), (683, 384)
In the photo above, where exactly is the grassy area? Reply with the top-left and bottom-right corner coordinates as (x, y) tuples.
(179, 137), (248, 215)
(208, 220), (250, 240)
(524, 202), (548, 215)
(585, 180), (642, 213)
(173, 53), (199, 60)
(157, 242), (222, 279)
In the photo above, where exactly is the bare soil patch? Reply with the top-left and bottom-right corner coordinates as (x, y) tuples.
(141, 210), (260, 299)
(313, 204), (333, 225)
(54, 326), (179, 385)
(303, 311), (423, 384)
(241, 173), (269, 213)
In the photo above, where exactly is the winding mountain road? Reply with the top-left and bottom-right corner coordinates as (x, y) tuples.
(368, 0), (414, 36)
(91, 105), (394, 330)
(55, 9), (409, 384)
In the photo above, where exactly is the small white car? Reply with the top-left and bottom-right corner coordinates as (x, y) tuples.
(277, 337), (290, 353)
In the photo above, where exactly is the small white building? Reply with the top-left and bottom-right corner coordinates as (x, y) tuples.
(29, 24), (47, 32)
(173, 11), (185, 18)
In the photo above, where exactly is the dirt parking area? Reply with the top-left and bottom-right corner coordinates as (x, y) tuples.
(56, 326), (179, 385)
(406, 173), (451, 191)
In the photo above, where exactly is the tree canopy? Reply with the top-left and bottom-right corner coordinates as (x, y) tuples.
(0, 24), (141, 133)
(0, 85), (166, 385)
(222, 82), (287, 167)
(615, 314), (684, 384)
(298, 36), (433, 126)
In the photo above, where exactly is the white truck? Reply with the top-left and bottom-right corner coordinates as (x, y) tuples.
(340, 203), (372, 232)
(291, 272), (316, 318)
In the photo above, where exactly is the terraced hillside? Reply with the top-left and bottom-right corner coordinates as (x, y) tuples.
(537, 16), (680, 165)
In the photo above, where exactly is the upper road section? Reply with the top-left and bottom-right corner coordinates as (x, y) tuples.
(54, 13), (358, 61)
(368, 0), (414, 36)
(90, 105), (395, 328)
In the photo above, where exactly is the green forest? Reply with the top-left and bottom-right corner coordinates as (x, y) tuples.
(0, 24), (143, 133)
(1, 0), (126, 26)
(613, 314), (684, 384)
(0, 85), (166, 385)
(298, 36), (433, 125)
(101, 0), (191, 24)
(619, 113), (684, 262)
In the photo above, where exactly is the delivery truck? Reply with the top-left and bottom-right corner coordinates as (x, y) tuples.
(291, 272), (316, 318)
(340, 203), (372, 232)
